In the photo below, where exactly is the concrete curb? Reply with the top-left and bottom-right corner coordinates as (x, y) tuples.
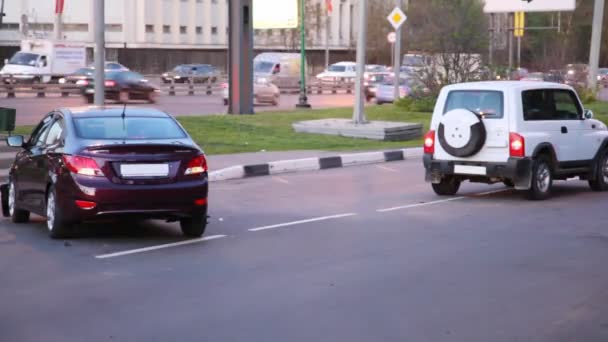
(208, 147), (424, 182)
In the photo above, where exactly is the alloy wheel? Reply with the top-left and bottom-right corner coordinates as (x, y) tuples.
(536, 163), (551, 193)
(8, 182), (15, 217)
(46, 192), (56, 232)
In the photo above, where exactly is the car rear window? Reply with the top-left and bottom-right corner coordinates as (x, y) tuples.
(444, 90), (504, 119)
(74, 117), (187, 140)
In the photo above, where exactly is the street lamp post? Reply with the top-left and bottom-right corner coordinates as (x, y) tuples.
(93, 0), (105, 106)
(296, 0), (311, 109)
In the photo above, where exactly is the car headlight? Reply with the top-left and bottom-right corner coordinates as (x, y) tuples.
(162, 73), (168, 77)
(256, 77), (267, 84)
(58, 78), (66, 84)
(174, 75), (181, 79)
(568, 70), (575, 75)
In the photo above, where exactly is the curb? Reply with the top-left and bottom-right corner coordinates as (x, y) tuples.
(208, 147), (423, 182)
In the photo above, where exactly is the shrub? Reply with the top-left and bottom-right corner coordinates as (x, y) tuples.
(395, 96), (437, 113)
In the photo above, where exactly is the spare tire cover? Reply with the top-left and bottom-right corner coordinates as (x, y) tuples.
(438, 109), (486, 158)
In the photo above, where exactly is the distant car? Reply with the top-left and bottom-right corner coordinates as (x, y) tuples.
(162, 64), (220, 84)
(87, 61), (130, 72)
(365, 64), (388, 73)
(2, 107), (209, 238)
(221, 78), (280, 106)
(520, 72), (545, 82)
(598, 68), (608, 86)
(315, 62), (357, 84)
(564, 63), (588, 87)
(375, 77), (427, 105)
(510, 68), (529, 80)
(544, 70), (565, 83)
(81, 71), (159, 104)
(364, 72), (392, 102)
(59, 67), (94, 85)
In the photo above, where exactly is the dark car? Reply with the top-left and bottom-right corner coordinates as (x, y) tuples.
(82, 71), (159, 104)
(564, 63), (589, 87)
(1, 107), (208, 239)
(60, 67), (94, 85)
(162, 64), (219, 84)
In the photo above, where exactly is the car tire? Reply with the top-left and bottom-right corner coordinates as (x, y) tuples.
(432, 176), (461, 196)
(46, 185), (72, 239)
(503, 179), (515, 187)
(8, 181), (30, 223)
(589, 149), (608, 191)
(527, 156), (553, 200)
(180, 213), (207, 238)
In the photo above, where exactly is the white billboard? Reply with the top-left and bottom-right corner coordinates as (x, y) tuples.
(484, 0), (576, 13)
(253, 0), (298, 29)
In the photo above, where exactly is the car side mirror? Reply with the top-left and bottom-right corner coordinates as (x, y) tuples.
(584, 109), (594, 120)
(6, 135), (24, 148)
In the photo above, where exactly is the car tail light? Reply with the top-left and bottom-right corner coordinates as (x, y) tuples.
(76, 79), (89, 86)
(194, 198), (208, 206)
(104, 80), (116, 87)
(423, 130), (435, 154)
(75, 200), (97, 210)
(63, 155), (105, 177)
(184, 155), (208, 175)
(509, 133), (525, 158)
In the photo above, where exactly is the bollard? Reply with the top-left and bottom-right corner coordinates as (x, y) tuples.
(346, 83), (352, 94)
(169, 78), (176, 96)
(36, 84), (45, 98)
(206, 78), (212, 95)
(6, 84), (15, 98)
(307, 84), (312, 95)
(332, 82), (338, 94)
(61, 85), (69, 97)
(188, 77), (195, 96)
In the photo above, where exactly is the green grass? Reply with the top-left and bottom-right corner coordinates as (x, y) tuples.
(177, 106), (429, 155)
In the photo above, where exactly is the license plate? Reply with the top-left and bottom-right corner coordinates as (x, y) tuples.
(454, 165), (486, 176)
(120, 164), (169, 177)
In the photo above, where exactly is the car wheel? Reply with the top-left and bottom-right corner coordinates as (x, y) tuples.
(9, 181), (30, 223)
(431, 176), (461, 196)
(589, 149), (608, 191)
(119, 90), (129, 104)
(503, 179), (515, 187)
(180, 213), (207, 238)
(527, 156), (553, 200)
(46, 185), (72, 239)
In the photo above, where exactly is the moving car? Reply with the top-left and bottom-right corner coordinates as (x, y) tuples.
(59, 67), (94, 85)
(81, 71), (160, 104)
(162, 64), (220, 84)
(88, 61), (130, 72)
(598, 68), (608, 86)
(520, 72), (544, 82)
(253, 53), (304, 88)
(364, 72), (392, 102)
(423, 81), (608, 200)
(2, 107), (209, 238)
(564, 63), (588, 87)
(221, 78), (280, 106)
(375, 77), (427, 104)
(315, 62), (357, 85)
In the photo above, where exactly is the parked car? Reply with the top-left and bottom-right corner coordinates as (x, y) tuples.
(81, 71), (160, 104)
(1, 107), (209, 238)
(162, 64), (219, 84)
(520, 72), (544, 82)
(221, 78), (280, 106)
(423, 81), (608, 200)
(59, 67), (94, 85)
(315, 62), (357, 85)
(375, 77), (428, 104)
(364, 72), (392, 102)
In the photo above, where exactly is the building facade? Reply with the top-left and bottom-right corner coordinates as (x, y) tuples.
(0, 0), (358, 73)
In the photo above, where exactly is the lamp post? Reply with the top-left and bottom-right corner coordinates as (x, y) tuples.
(296, 0), (311, 108)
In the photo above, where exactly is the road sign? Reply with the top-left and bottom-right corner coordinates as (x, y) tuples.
(484, 0), (576, 13)
(253, 0), (298, 29)
(514, 11), (525, 37)
(387, 32), (396, 44)
(387, 7), (407, 30)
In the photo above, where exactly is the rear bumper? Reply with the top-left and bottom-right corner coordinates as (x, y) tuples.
(423, 154), (533, 190)
(57, 174), (209, 222)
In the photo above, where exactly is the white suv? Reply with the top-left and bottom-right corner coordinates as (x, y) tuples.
(423, 81), (608, 200)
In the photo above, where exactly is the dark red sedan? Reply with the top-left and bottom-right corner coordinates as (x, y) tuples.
(1, 107), (208, 239)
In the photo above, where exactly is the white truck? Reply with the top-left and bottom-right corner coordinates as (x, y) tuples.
(0, 40), (86, 84)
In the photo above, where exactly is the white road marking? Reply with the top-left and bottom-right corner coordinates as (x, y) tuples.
(248, 213), (357, 232)
(377, 197), (465, 213)
(95, 235), (227, 259)
(273, 176), (291, 184)
(375, 165), (398, 173)
(472, 188), (511, 196)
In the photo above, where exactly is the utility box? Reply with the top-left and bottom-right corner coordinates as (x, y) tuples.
(0, 108), (16, 132)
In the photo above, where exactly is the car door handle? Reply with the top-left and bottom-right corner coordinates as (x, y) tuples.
(561, 126), (568, 134)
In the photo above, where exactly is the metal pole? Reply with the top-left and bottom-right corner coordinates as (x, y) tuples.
(508, 13), (513, 75)
(297, 0), (311, 108)
(54, 13), (63, 40)
(94, 0), (105, 106)
(588, 0), (605, 89)
(393, 0), (402, 101)
(353, 0), (367, 124)
(517, 36), (521, 68)
(228, 0), (254, 114)
(325, 10), (330, 70)
(489, 13), (494, 67)
(0, 0), (5, 27)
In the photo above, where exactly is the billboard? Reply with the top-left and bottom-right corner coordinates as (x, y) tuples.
(484, 0), (576, 13)
(253, 0), (298, 29)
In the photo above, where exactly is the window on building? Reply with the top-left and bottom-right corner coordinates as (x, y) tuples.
(163, 25), (171, 34)
(105, 24), (123, 32)
(29, 23), (54, 31)
(195, 26), (203, 34)
(0, 23), (20, 30)
(180, 26), (187, 34)
(211, 26), (218, 35)
(145, 24), (154, 33)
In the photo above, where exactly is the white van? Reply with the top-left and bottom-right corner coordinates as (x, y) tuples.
(0, 40), (86, 83)
(253, 53), (304, 89)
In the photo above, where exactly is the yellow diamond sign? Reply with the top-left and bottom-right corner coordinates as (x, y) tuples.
(387, 7), (407, 30)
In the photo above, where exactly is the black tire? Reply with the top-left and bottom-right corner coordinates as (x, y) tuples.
(180, 213), (207, 238)
(503, 179), (515, 187)
(527, 156), (553, 200)
(46, 185), (72, 239)
(8, 181), (30, 223)
(432, 176), (461, 196)
(589, 149), (608, 191)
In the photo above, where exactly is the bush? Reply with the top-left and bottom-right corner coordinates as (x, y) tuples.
(395, 96), (437, 113)
(574, 86), (598, 104)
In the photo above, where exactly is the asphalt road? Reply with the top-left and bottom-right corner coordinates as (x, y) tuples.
(2, 160), (608, 341)
(0, 93), (357, 126)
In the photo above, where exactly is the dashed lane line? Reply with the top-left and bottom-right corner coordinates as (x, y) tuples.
(248, 213), (358, 232)
(95, 235), (227, 259)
